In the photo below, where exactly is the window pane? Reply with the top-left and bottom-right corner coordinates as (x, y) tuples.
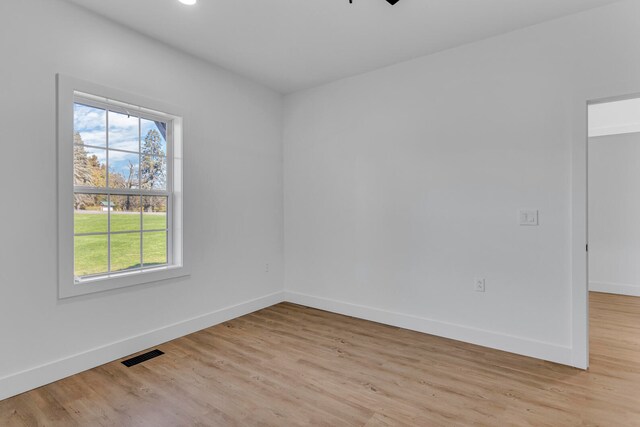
(110, 233), (141, 272)
(143, 232), (167, 267)
(109, 151), (139, 189)
(143, 196), (168, 230)
(74, 103), (106, 147)
(74, 194), (108, 234)
(108, 111), (139, 152)
(74, 146), (106, 187)
(111, 195), (141, 232)
(141, 155), (167, 190)
(75, 235), (108, 277)
(141, 119), (167, 156)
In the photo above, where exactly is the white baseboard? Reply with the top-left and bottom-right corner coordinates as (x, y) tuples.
(2, 288), (581, 402)
(284, 290), (574, 367)
(590, 281), (640, 297)
(0, 291), (285, 401)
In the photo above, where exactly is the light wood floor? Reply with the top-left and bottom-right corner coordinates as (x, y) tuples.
(2, 292), (640, 426)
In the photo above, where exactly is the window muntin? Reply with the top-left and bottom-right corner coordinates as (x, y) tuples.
(73, 96), (172, 282)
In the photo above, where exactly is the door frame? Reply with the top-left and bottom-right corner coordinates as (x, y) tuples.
(572, 85), (640, 369)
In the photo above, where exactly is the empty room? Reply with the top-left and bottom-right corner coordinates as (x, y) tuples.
(1, 0), (640, 425)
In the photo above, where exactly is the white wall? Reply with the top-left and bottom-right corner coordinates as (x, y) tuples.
(589, 132), (640, 296)
(0, 0), (284, 398)
(283, 0), (640, 366)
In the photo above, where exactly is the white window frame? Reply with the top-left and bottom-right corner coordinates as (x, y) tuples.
(57, 75), (188, 298)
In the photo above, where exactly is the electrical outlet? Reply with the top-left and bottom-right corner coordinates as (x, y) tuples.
(474, 278), (486, 292)
(265, 263), (270, 273)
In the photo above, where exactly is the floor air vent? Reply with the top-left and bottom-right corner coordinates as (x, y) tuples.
(122, 349), (165, 367)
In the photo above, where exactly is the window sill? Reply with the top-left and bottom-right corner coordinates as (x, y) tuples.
(59, 265), (190, 299)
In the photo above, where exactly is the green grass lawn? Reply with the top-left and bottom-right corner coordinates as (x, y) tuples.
(74, 212), (167, 277)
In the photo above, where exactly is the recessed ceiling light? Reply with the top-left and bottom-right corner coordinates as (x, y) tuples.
(178, 0), (197, 5)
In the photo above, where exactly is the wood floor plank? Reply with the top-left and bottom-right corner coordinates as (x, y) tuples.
(2, 292), (640, 425)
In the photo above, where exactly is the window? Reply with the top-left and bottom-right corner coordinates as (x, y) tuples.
(58, 75), (187, 298)
(73, 99), (171, 279)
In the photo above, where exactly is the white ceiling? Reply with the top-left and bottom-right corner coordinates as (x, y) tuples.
(65, 0), (622, 93)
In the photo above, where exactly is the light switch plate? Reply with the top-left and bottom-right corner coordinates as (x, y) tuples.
(519, 209), (539, 226)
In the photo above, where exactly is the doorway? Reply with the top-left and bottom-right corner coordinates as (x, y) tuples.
(588, 96), (640, 365)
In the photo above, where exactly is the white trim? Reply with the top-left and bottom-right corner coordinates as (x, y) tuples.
(76, 91), (177, 122)
(589, 124), (640, 138)
(284, 291), (573, 366)
(58, 74), (187, 298)
(73, 265), (187, 288)
(571, 96), (589, 370)
(590, 282), (640, 297)
(73, 186), (169, 196)
(3, 287), (593, 402)
(0, 291), (285, 402)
